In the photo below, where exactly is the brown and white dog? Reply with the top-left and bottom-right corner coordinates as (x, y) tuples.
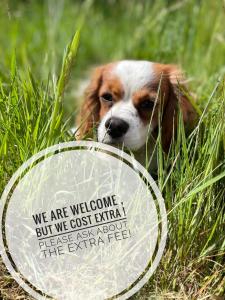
(76, 60), (196, 167)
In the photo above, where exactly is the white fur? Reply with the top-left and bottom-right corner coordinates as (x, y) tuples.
(98, 60), (155, 150)
(114, 60), (154, 97)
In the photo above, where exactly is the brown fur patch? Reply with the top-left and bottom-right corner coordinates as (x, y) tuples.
(152, 63), (197, 152)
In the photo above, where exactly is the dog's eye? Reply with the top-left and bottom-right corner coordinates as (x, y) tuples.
(100, 93), (113, 102)
(139, 99), (154, 110)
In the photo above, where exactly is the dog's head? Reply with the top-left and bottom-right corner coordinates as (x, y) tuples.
(76, 60), (196, 152)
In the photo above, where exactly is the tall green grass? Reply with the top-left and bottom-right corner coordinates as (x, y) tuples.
(0, 0), (224, 299)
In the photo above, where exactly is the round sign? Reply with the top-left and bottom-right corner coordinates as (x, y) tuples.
(0, 141), (167, 300)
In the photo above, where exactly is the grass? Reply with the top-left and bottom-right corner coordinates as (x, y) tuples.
(0, 0), (225, 299)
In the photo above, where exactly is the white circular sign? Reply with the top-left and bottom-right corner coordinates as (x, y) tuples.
(0, 141), (167, 300)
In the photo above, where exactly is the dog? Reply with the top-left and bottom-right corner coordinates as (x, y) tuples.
(75, 60), (197, 169)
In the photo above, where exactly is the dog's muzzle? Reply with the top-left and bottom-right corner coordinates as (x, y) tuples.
(105, 117), (129, 139)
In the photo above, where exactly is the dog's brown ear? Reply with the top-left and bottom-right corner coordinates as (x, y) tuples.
(75, 66), (104, 139)
(161, 65), (197, 153)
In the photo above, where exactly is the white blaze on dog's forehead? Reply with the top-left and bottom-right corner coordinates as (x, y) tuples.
(113, 60), (154, 98)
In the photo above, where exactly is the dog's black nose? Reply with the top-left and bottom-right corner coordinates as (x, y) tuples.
(105, 117), (129, 138)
